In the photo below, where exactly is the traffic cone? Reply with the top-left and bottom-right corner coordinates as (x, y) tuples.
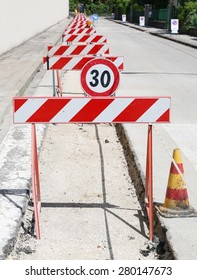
(156, 148), (197, 218)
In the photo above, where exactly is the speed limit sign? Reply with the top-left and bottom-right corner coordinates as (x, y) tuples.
(80, 58), (120, 96)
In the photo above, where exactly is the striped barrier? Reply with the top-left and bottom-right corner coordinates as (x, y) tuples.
(47, 44), (110, 56)
(63, 28), (96, 35)
(62, 34), (107, 44)
(13, 97), (170, 124)
(13, 96), (171, 240)
(43, 56), (124, 71)
(68, 23), (88, 29)
(20, 14), (167, 242)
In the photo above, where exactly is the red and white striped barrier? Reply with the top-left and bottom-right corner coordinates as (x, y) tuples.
(72, 17), (87, 23)
(47, 44), (109, 56)
(72, 18), (87, 23)
(63, 28), (96, 35)
(62, 34), (107, 44)
(68, 23), (88, 29)
(43, 56), (123, 71)
(13, 97), (170, 124)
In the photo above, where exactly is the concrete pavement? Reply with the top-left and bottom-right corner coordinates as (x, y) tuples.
(0, 17), (71, 259)
(0, 16), (197, 259)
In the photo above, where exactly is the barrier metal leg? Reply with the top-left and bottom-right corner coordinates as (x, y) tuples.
(52, 70), (56, 96)
(31, 123), (41, 239)
(145, 124), (153, 241)
(56, 70), (62, 96)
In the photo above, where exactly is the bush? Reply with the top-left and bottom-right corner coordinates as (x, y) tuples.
(191, 13), (197, 28)
(85, 3), (110, 16)
(177, 0), (197, 32)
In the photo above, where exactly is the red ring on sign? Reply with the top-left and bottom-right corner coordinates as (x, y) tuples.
(80, 58), (120, 96)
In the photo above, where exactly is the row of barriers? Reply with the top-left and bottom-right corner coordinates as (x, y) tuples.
(13, 13), (171, 241)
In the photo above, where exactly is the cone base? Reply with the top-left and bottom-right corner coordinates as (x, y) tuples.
(155, 204), (197, 218)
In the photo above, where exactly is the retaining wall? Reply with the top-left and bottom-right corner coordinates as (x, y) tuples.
(0, 0), (69, 55)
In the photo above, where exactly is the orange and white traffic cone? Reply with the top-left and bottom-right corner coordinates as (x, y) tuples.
(156, 148), (197, 217)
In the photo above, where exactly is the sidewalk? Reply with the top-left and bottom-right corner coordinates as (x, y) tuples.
(111, 19), (197, 49)
(0, 17), (71, 259)
(0, 18), (70, 135)
(0, 17), (197, 259)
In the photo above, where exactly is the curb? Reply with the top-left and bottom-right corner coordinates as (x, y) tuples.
(149, 32), (197, 49)
(107, 18), (197, 49)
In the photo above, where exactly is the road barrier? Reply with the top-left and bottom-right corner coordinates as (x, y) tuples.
(63, 27), (96, 35)
(47, 44), (110, 56)
(13, 96), (171, 240)
(43, 56), (124, 71)
(62, 34), (107, 44)
(45, 15), (109, 97)
(13, 13), (171, 241)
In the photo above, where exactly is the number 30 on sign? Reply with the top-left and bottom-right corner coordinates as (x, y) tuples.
(80, 58), (120, 96)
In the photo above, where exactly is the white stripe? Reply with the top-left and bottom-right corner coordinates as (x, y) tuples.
(62, 57), (81, 69)
(48, 44), (109, 57)
(48, 46), (59, 56)
(137, 98), (170, 122)
(112, 57), (123, 68)
(63, 47), (87, 56)
(63, 34), (89, 43)
(83, 44), (108, 55)
(43, 61), (47, 69)
(49, 56), (60, 68)
(64, 29), (95, 35)
(50, 98), (90, 122)
(94, 98), (134, 122)
(14, 98), (47, 122)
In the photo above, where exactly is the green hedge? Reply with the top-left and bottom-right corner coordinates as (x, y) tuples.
(177, 0), (197, 32)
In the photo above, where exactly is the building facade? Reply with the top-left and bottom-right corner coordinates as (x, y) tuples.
(0, 0), (69, 55)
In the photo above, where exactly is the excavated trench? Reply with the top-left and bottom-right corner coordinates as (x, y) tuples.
(115, 123), (174, 260)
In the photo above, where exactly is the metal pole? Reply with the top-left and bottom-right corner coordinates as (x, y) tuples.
(52, 70), (56, 96)
(145, 124), (153, 241)
(31, 123), (41, 239)
(148, 124), (153, 241)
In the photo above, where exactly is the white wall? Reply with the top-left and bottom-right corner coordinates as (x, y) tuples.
(0, 0), (69, 55)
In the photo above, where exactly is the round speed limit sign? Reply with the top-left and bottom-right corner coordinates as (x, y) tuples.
(80, 58), (120, 96)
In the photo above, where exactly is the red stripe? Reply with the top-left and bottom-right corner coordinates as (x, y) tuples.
(87, 28), (95, 34)
(87, 45), (102, 55)
(91, 35), (102, 43)
(70, 24), (86, 29)
(54, 46), (69, 56)
(170, 163), (184, 174)
(26, 99), (71, 123)
(113, 99), (157, 122)
(166, 188), (188, 201)
(157, 109), (170, 122)
(70, 99), (114, 122)
(106, 57), (123, 70)
(118, 62), (124, 70)
(70, 45), (86, 55)
(72, 57), (93, 70)
(65, 35), (77, 42)
(14, 98), (28, 112)
(79, 35), (89, 42)
(48, 46), (52, 51)
(50, 57), (72, 70)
